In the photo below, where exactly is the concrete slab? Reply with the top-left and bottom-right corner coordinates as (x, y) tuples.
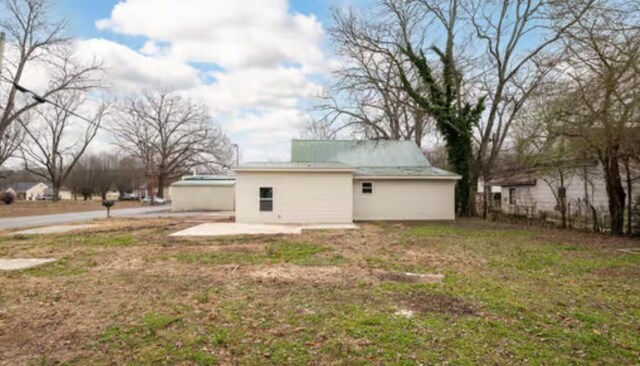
(0, 258), (57, 271)
(13, 224), (98, 235)
(302, 223), (359, 230)
(171, 223), (302, 237)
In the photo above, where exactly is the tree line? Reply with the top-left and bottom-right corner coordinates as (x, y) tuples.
(310, 0), (640, 235)
(0, 0), (233, 201)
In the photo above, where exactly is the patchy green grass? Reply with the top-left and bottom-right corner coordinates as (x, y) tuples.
(170, 241), (342, 266)
(1, 218), (639, 364)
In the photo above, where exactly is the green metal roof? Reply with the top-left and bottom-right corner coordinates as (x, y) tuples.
(237, 162), (354, 170)
(354, 166), (460, 177)
(291, 140), (430, 167)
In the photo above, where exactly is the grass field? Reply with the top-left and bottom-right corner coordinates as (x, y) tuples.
(0, 218), (639, 365)
(0, 200), (143, 218)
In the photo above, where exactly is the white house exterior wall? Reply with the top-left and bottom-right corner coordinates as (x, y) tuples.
(170, 185), (235, 211)
(501, 170), (611, 215)
(353, 179), (456, 221)
(235, 171), (353, 224)
(25, 183), (48, 200)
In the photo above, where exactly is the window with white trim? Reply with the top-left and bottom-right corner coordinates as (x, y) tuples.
(362, 182), (373, 194)
(259, 187), (273, 211)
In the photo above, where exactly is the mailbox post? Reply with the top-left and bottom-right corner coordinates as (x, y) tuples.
(102, 200), (115, 218)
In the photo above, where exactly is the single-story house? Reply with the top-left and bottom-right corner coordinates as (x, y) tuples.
(4, 182), (48, 200)
(233, 140), (460, 224)
(170, 175), (235, 211)
(43, 188), (73, 200)
(492, 166), (610, 217)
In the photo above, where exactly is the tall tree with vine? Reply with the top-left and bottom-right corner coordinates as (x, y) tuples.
(395, 0), (484, 216)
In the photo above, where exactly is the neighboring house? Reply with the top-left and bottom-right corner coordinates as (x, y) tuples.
(4, 182), (48, 200)
(43, 188), (73, 200)
(233, 140), (460, 224)
(493, 166), (611, 218)
(170, 175), (235, 211)
(476, 180), (503, 211)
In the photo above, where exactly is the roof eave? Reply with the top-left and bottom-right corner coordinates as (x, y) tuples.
(353, 175), (461, 180)
(234, 167), (357, 173)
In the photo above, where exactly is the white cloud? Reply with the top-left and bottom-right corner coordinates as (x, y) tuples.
(95, 0), (325, 71)
(64, 0), (331, 162)
(183, 67), (321, 114)
(76, 38), (201, 93)
(221, 108), (308, 161)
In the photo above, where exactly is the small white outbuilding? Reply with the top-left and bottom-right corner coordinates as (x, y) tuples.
(169, 175), (235, 212)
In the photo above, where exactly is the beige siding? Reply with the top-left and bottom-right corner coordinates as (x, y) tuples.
(170, 185), (235, 211)
(353, 179), (456, 221)
(25, 183), (48, 200)
(235, 171), (353, 224)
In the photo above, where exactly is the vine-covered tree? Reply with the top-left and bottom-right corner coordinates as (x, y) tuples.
(396, 0), (485, 216)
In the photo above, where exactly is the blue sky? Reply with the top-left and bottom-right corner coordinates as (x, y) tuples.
(44, 0), (371, 162)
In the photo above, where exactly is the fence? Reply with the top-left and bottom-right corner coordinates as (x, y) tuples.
(493, 199), (624, 233)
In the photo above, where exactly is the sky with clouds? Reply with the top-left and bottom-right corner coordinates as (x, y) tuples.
(46, 0), (370, 162)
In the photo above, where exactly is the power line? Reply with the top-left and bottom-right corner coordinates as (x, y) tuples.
(1, 76), (120, 136)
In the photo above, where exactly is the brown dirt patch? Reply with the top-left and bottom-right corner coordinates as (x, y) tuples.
(374, 270), (444, 283)
(247, 264), (370, 285)
(400, 292), (478, 315)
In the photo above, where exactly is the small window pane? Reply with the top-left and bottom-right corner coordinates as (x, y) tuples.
(362, 182), (373, 194)
(260, 200), (273, 212)
(260, 187), (273, 199)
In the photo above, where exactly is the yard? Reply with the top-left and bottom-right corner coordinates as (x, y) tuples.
(0, 200), (143, 218)
(0, 218), (639, 365)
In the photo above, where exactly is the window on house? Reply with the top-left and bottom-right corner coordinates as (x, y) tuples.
(509, 188), (516, 205)
(362, 182), (373, 194)
(259, 187), (273, 211)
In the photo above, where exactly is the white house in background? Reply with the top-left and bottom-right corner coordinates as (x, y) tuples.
(4, 182), (48, 200)
(493, 165), (611, 217)
(233, 140), (460, 224)
(43, 188), (73, 200)
(170, 175), (235, 211)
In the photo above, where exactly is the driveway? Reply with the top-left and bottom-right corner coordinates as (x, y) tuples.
(0, 206), (172, 231)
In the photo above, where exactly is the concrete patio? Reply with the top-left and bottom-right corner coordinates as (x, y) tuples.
(0, 258), (57, 271)
(170, 222), (358, 237)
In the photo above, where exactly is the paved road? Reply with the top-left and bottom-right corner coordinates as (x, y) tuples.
(0, 206), (172, 231)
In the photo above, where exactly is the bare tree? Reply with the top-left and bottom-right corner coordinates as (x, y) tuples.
(465, 0), (596, 217)
(19, 91), (109, 200)
(0, 0), (101, 170)
(311, 4), (432, 145)
(114, 89), (232, 198)
(112, 155), (145, 196)
(554, 1), (640, 235)
(0, 122), (22, 169)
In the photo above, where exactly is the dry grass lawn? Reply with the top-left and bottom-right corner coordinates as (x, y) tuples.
(0, 218), (639, 365)
(0, 200), (144, 218)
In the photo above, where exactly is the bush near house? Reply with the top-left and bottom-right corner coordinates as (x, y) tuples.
(0, 191), (16, 205)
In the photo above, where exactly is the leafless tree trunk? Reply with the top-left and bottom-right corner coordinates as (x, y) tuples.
(18, 92), (108, 201)
(465, 0), (596, 218)
(114, 89), (232, 198)
(557, 1), (640, 235)
(309, 3), (432, 146)
(0, 0), (102, 170)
